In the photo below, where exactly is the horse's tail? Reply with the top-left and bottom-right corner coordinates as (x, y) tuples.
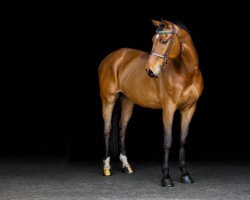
(110, 98), (120, 158)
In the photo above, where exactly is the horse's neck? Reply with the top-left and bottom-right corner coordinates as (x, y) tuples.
(178, 35), (199, 77)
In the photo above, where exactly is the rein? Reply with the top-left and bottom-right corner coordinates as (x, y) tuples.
(150, 25), (176, 68)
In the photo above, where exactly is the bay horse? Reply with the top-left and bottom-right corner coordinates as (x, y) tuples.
(98, 19), (203, 187)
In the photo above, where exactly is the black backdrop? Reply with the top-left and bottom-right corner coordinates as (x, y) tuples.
(1, 2), (249, 161)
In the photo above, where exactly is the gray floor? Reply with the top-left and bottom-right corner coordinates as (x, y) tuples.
(0, 157), (249, 200)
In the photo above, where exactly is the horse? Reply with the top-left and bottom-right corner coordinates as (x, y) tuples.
(98, 19), (203, 187)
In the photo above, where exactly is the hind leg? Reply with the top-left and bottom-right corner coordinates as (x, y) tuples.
(119, 97), (134, 174)
(179, 104), (196, 183)
(161, 102), (176, 187)
(101, 94), (117, 176)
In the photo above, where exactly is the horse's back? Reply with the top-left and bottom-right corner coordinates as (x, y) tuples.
(98, 48), (146, 73)
(98, 48), (148, 98)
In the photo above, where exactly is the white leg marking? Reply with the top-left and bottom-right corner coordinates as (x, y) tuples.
(119, 154), (130, 168)
(103, 156), (110, 169)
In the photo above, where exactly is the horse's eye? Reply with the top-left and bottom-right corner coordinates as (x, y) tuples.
(161, 40), (167, 44)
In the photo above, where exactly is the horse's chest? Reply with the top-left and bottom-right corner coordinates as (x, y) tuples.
(177, 85), (199, 109)
(159, 73), (199, 109)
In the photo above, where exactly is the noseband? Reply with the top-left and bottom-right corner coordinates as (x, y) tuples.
(150, 25), (176, 67)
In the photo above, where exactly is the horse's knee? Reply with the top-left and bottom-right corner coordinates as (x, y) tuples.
(119, 126), (127, 138)
(163, 143), (172, 150)
(104, 130), (111, 138)
(104, 124), (112, 135)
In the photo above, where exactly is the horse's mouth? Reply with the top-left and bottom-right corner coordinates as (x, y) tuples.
(149, 74), (159, 78)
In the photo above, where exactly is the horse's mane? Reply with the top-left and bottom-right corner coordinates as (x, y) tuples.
(171, 21), (191, 35)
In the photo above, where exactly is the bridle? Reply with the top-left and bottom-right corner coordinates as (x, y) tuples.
(150, 24), (176, 68)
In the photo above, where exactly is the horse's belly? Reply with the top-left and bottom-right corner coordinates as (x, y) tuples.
(119, 73), (162, 109)
(121, 90), (162, 109)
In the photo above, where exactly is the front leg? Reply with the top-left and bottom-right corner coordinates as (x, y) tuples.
(162, 104), (176, 187)
(179, 104), (196, 183)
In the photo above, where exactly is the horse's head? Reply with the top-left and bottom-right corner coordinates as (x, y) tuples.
(145, 19), (181, 78)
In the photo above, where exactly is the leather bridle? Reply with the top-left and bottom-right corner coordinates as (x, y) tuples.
(150, 24), (176, 68)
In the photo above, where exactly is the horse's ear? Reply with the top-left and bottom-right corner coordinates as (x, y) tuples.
(161, 19), (171, 28)
(151, 19), (161, 27)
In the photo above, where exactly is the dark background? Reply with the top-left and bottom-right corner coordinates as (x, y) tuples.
(1, 2), (249, 162)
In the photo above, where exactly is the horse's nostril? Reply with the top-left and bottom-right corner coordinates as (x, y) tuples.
(147, 69), (154, 77)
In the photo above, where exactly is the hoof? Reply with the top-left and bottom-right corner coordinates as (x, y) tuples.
(122, 166), (133, 174)
(180, 175), (194, 183)
(103, 168), (112, 176)
(162, 178), (174, 187)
